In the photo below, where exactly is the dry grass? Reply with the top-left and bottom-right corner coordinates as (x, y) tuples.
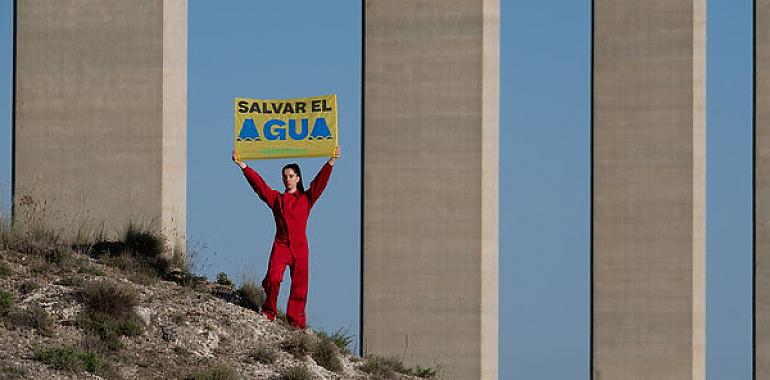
(360, 354), (438, 379)
(247, 344), (278, 364)
(280, 366), (312, 380)
(237, 278), (265, 312)
(281, 332), (314, 358)
(316, 328), (354, 354)
(183, 364), (238, 380)
(93, 222), (206, 287)
(360, 355), (404, 379)
(92, 222), (172, 285)
(311, 335), (342, 373)
(1, 196), (207, 290)
(0, 194), (82, 256)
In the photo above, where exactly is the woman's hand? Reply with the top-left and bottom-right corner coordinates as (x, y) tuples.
(232, 150), (246, 169)
(328, 146), (340, 166)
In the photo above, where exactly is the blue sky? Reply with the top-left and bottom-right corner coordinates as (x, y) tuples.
(0, 1), (754, 378)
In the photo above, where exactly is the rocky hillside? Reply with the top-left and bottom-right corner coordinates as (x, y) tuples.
(0, 224), (437, 380)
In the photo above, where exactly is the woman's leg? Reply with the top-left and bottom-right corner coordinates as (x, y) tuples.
(286, 250), (309, 329)
(261, 244), (292, 320)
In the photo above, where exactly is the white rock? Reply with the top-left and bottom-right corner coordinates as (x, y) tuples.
(135, 306), (152, 325)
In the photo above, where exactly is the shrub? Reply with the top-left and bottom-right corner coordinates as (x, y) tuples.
(77, 281), (143, 350)
(402, 365), (438, 378)
(57, 276), (86, 287)
(360, 355), (405, 379)
(247, 344), (277, 364)
(183, 364), (238, 380)
(44, 246), (72, 265)
(30, 261), (52, 275)
(99, 252), (161, 285)
(311, 336), (342, 373)
(237, 279), (264, 311)
(361, 355), (438, 379)
(76, 310), (143, 351)
(216, 272), (233, 287)
(281, 332), (313, 358)
(0, 261), (11, 277)
(78, 264), (104, 276)
(79, 331), (112, 355)
(19, 280), (39, 294)
(33, 346), (84, 371)
(172, 312), (187, 325)
(90, 221), (171, 285)
(32, 345), (114, 377)
(0, 365), (28, 380)
(281, 366), (312, 380)
(0, 290), (13, 310)
(99, 253), (133, 271)
(6, 304), (54, 336)
(82, 281), (138, 316)
(99, 251), (166, 285)
(123, 221), (166, 259)
(316, 328), (354, 353)
(128, 266), (162, 286)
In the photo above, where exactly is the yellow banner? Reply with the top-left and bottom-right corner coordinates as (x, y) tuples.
(234, 94), (338, 160)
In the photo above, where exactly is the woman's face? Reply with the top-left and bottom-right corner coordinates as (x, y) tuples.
(282, 168), (300, 191)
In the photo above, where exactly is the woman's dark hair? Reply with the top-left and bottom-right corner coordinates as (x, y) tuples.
(282, 163), (304, 192)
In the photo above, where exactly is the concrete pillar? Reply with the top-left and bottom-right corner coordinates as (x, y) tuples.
(13, 0), (186, 249)
(362, 1), (498, 379)
(756, 0), (770, 375)
(592, 1), (706, 378)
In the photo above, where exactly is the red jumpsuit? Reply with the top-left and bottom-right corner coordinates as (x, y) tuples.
(241, 163), (333, 329)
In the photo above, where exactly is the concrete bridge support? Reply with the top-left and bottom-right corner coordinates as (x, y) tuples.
(592, 1), (706, 378)
(362, 1), (499, 378)
(13, 0), (187, 249)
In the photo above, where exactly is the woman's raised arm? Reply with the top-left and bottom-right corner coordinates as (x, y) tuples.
(233, 150), (279, 206)
(307, 146), (339, 206)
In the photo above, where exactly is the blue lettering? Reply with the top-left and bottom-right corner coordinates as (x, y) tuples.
(264, 119), (287, 140)
(238, 118), (260, 141)
(288, 119), (310, 140)
(309, 117), (332, 140)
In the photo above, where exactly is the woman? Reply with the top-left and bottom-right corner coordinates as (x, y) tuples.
(232, 147), (339, 329)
